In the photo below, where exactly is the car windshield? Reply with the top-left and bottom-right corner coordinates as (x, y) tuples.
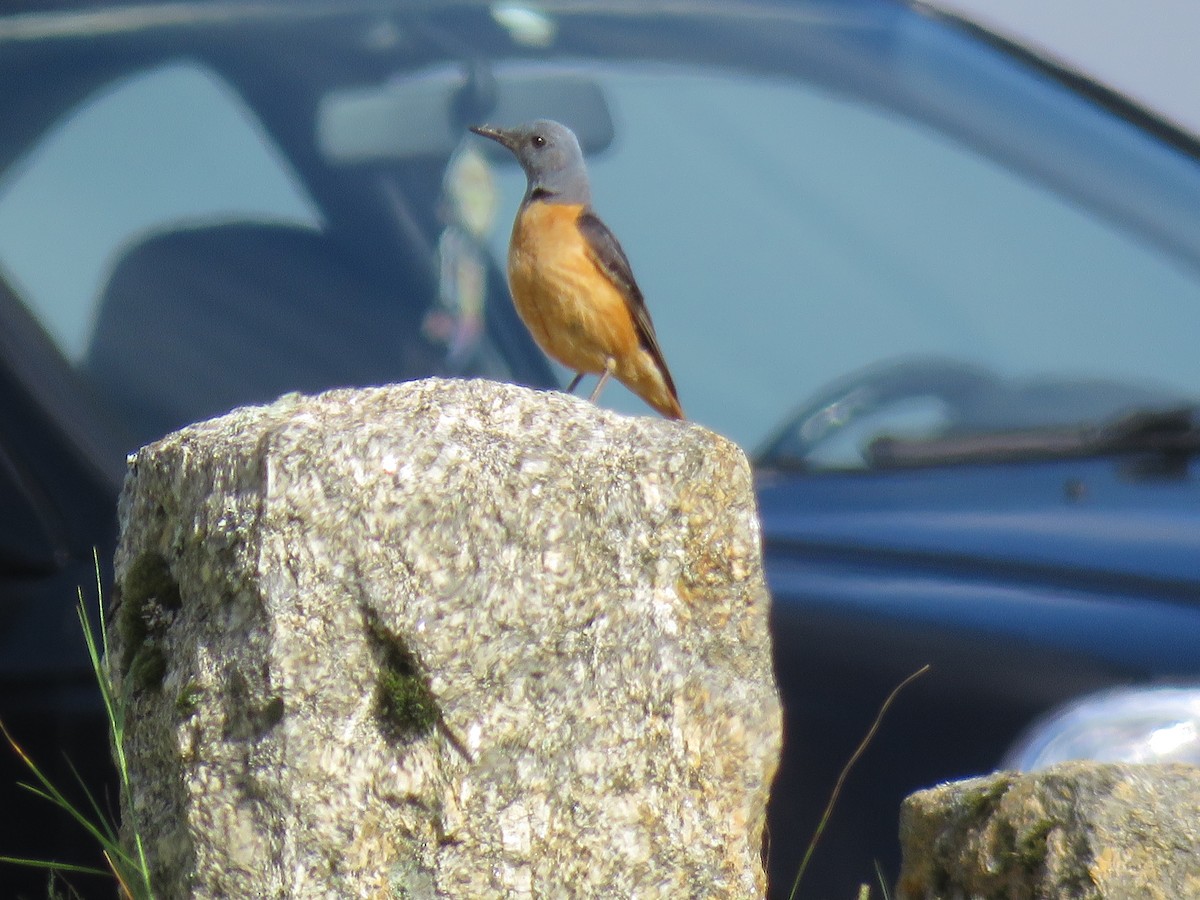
(3, 0), (1200, 469)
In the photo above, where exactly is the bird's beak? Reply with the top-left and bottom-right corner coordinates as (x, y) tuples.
(470, 124), (517, 152)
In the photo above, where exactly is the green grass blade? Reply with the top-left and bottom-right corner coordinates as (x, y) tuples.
(63, 756), (118, 845)
(14, 781), (62, 807)
(78, 588), (121, 737)
(58, 755), (144, 876)
(874, 859), (892, 900)
(2, 553), (156, 899)
(88, 552), (156, 899)
(0, 856), (110, 877)
(3, 727), (118, 851)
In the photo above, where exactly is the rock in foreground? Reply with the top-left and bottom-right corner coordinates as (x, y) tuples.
(112, 378), (781, 898)
(898, 761), (1200, 899)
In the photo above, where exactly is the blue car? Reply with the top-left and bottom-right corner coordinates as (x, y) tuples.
(3, 0), (1199, 896)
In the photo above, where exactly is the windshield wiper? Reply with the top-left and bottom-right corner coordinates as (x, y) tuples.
(866, 406), (1200, 468)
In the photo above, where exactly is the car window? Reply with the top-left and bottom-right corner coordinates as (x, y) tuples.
(6, 13), (1200, 463)
(482, 68), (1200, 452)
(0, 60), (321, 365)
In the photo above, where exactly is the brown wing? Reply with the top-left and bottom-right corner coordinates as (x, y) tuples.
(575, 210), (679, 400)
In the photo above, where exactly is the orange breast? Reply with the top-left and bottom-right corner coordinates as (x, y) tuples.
(507, 202), (640, 375)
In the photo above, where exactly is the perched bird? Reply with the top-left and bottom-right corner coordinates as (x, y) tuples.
(469, 119), (684, 420)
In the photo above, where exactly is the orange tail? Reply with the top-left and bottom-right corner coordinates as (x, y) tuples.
(620, 352), (684, 420)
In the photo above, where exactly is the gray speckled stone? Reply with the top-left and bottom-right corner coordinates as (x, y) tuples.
(897, 762), (1200, 900)
(112, 378), (781, 899)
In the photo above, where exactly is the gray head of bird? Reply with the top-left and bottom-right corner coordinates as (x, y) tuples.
(470, 119), (591, 205)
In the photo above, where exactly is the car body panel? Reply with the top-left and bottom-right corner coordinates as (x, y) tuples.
(761, 458), (1200, 591)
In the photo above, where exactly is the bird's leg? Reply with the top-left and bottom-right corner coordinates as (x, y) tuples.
(588, 358), (617, 403)
(565, 372), (585, 394)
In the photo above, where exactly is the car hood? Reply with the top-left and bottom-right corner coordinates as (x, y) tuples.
(755, 455), (1200, 591)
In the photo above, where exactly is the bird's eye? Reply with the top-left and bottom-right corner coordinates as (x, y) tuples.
(531, 134), (546, 148)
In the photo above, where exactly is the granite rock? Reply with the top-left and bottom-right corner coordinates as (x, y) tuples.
(897, 761), (1200, 899)
(111, 377), (782, 898)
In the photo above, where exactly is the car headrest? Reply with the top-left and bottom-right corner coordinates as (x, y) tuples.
(85, 222), (439, 447)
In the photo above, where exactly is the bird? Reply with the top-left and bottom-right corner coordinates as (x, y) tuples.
(469, 119), (684, 420)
